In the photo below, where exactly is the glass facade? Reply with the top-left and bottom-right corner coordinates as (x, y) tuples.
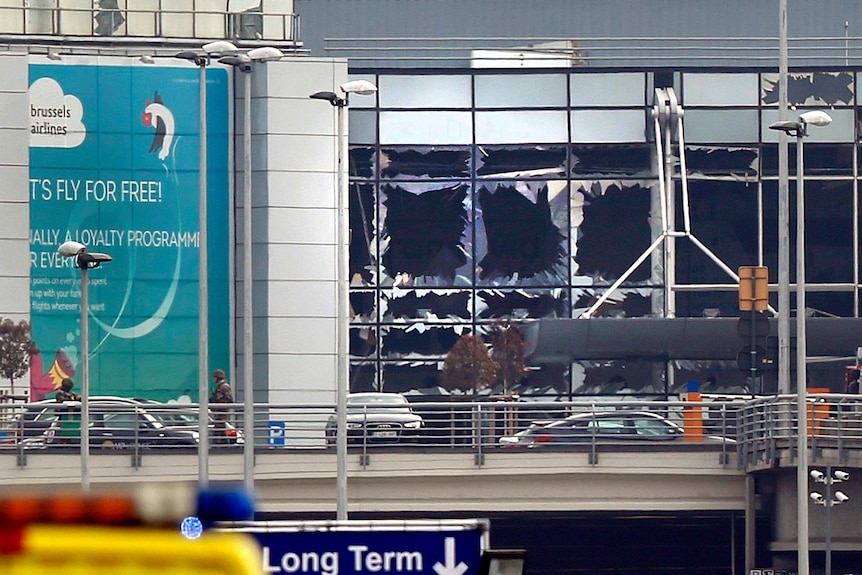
(345, 69), (861, 399)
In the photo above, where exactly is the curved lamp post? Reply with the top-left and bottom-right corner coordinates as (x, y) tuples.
(57, 240), (112, 492)
(218, 46), (284, 492)
(769, 109), (833, 575)
(173, 40), (238, 488)
(309, 79), (378, 520)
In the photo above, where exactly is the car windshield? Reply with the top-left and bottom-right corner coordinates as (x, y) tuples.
(346, 395), (411, 413)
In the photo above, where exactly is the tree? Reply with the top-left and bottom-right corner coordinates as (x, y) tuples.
(441, 333), (497, 396)
(0, 318), (33, 396)
(489, 320), (528, 395)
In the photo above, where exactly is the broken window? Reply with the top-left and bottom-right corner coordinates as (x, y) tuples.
(761, 71), (854, 106)
(381, 289), (471, 323)
(380, 147), (471, 179)
(573, 181), (652, 284)
(684, 146), (758, 179)
(379, 183), (471, 285)
(570, 144), (652, 178)
(349, 326), (378, 357)
(476, 181), (568, 286)
(476, 145), (566, 178)
(761, 143), (854, 177)
(380, 325), (464, 359)
(349, 183), (377, 285)
(476, 288), (568, 320)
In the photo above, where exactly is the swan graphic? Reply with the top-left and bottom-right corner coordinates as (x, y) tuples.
(141, 91), (175, 160)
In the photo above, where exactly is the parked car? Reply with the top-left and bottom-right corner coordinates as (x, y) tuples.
(0, 398), (199, 449)
(325, 392), (424, 445)
(135, 400), (244, 445)
(499, 410), (734, 448)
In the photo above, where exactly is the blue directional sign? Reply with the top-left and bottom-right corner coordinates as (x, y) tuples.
(238, 526), (485, 575)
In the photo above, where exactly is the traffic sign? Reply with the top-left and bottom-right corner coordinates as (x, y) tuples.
(224, 521), (487, 575)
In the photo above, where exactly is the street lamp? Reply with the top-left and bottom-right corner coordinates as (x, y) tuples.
(218, 46), (284, 492)
(174, 40), (238, 488)
(810, 466), (850, 575)
(769, 109), (833, 575)
(309, 79), (378, 520)
(57, 240), (112, 492)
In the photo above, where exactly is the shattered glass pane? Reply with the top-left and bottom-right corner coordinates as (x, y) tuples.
(380, 325), (465, 359)
(348, 362), (378, 393)
(572, 181), (652, 285)
(349, 326), (378, 358)
(349, 146), (375, 180)
(379, 183), (472, 286)
(349, 183), (377, 286)
(761, 71), (855, 106)
(761, 143), (854, 176)
(380, 146), (470, 179)
(684, 146), (758, 179)
(381, 289), (472, 323)
(380, 362), (451, 395)
(475, 181), (568, 286)
(476, 288), (568, 320)
(476, 145), (566, 178)
(349, 290), (376, 323)
(570, 144), (652, 178)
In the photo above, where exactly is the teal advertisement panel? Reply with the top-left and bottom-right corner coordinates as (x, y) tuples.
(28, 63), (231, 402)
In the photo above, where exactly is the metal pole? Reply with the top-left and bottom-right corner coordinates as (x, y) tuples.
(778, 0), (790, 396)
(242, 65), (255, 492)
(826, 464), (833, 575)
(198, 58), (210, 486)
(335, 100), (349, 520)
(796, 126), (809, 575)
(79, 263), (90, 492)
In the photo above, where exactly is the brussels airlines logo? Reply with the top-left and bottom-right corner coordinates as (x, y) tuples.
(141, 91), (175, 160)
(29, 77), (86, 148)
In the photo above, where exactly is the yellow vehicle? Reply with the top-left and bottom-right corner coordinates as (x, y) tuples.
(0, 485), (262, 575)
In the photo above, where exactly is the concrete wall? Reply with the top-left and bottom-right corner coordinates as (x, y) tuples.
(0, 52), (31, 324)
(248, 58), (347, 405)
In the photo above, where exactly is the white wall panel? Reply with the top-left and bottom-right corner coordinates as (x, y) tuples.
(0, 165), (28, 202)
(262, 171), (336, 210)
(268, 317), (336, 354)
(267, 208), (335, 244)
(267, 280), (337, 318)
(266, 354), (335, 400)
(265, 134), (336, 172)
(0, 278), (28, 316)
(267, 243), (337, 281)
(0, 204), (29, 239)
(265, 58), (346, 99)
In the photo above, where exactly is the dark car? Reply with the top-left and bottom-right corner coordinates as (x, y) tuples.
(325, 392), (424, 445)
(0, 398), (199, 449)
(499, 410), (734, 448)
(135, 400), (244, 445)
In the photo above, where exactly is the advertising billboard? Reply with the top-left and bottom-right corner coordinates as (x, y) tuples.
(28, 62), (231, 401)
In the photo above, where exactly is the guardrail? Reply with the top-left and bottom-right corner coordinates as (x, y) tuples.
(738, 393), (862, 469)
(0, 398), (741, 468)
(0, 2), (299, 43)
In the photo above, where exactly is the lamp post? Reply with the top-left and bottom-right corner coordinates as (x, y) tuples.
(218, 46), (284, 492)
(57, 240), (112, 492)
(174, 40), (238, 488)
(769, 110), (833, 575)
(810, 466), (850, 575)
(309, 79), (378, 520)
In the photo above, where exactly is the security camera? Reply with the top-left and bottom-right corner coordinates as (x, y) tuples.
(58, 240), (86, 257)
(834, 491), (850, 503)
(810, 492), (825, 503)
(834, 470), (851, 481)
(810, 470), (825, 482)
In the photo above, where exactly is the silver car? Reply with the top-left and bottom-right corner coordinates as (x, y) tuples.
(325, 392), (424, 445)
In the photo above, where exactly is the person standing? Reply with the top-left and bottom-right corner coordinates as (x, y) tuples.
(54, 378), (81, 402)
(210, 369), (233, 444)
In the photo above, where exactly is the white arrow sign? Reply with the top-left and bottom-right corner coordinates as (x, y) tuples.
(433, 537), (468, 575)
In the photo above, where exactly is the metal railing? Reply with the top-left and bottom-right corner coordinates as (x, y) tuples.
(0, 398), (741, 466)
(0, 3), (299, 44)
(738, 393), (862, 468)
